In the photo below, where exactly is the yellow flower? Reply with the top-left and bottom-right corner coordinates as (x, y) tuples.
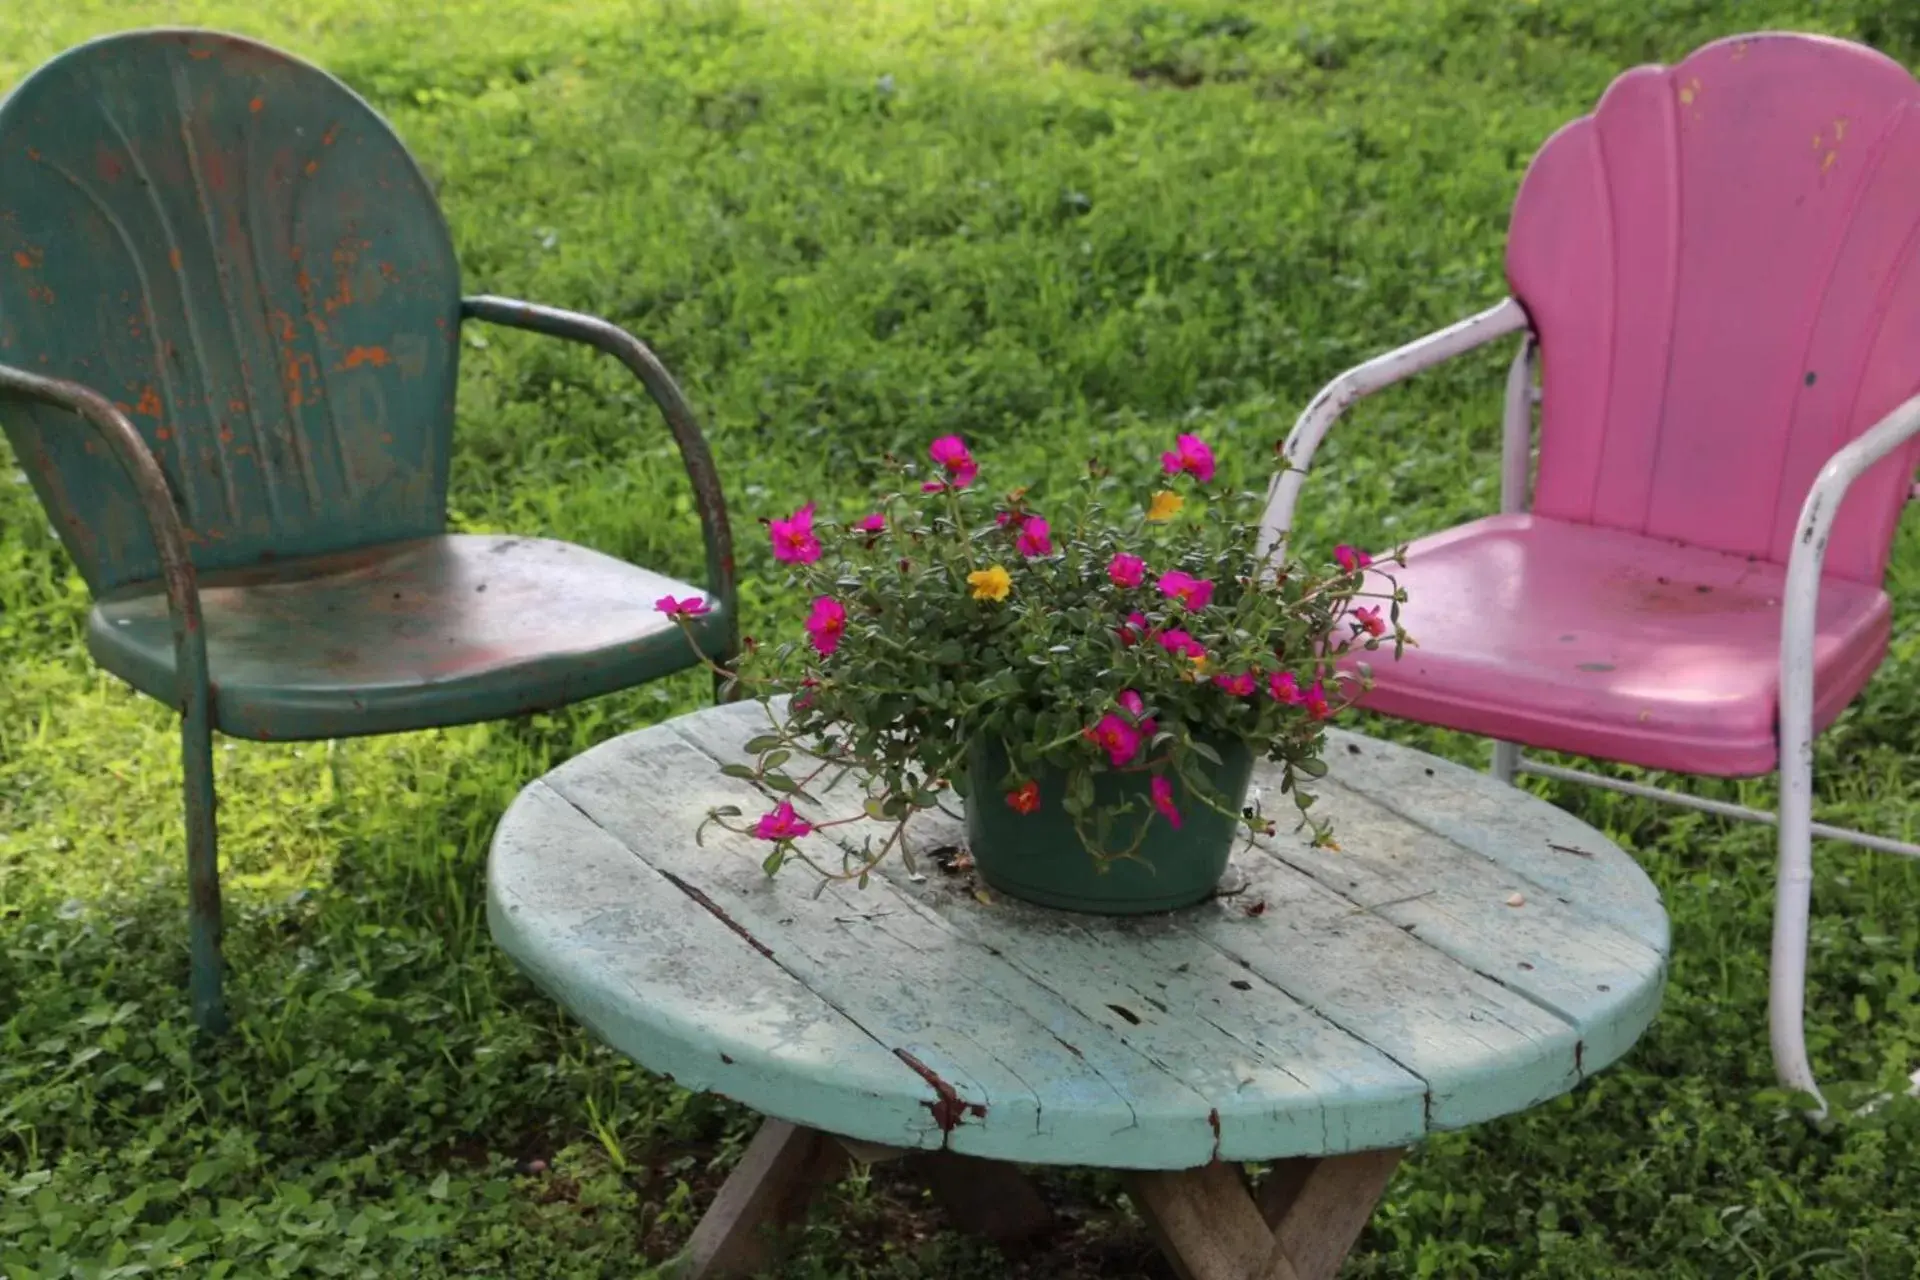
(968, 564), (1012, 602)
(1147, 490), (1185, 522)
(1189, 653), (1209, 676)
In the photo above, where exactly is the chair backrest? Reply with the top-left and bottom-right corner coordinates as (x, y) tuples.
(0, 29), (461, 593)
(1508, 33), (1920, 584)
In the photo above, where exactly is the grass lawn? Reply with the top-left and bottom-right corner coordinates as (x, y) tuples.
(5, 0), (1920, 1275)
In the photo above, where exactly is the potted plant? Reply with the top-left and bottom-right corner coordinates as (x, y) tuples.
(659, 433), (1405, 914)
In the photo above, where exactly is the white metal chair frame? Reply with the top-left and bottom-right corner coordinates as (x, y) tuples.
(1258, 297), (1920, 1115)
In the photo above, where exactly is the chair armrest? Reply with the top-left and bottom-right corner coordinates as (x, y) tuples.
(1779, 390), (1920, 775)
(0, 362), (209, 712)
(460, 296), (738, 655)
(1257, 297), (1530, 562)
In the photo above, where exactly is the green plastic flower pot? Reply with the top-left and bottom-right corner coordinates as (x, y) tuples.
(963, 735), (1257, 915)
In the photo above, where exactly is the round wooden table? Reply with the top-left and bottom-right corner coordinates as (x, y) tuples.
(488, 700), (1669, 1279)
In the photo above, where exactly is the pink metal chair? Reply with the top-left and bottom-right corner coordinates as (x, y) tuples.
(1260, 32), (1920, 1115)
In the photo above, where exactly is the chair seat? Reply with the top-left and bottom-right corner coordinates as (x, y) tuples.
(1349, 514), (1891, 776)
(87, 535), (727, 742)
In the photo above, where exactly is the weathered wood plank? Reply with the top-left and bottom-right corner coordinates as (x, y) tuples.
(1253, 781), (1668, 1075)
(1317, 730), (1669, 952)
(487, 784), (935, 1137)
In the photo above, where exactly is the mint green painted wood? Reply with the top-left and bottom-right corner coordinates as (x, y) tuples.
(88, 534), (729, 741)
(489, 702), (1670, 1169)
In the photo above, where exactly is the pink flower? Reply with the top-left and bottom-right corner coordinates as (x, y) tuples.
(995, 511), (1015, 527)
(1118, 611), (1151, 646)
(1015, 516), (1053, 557)
(1157, 570), (1215, 612)
(926, 435), (979, 490)
(1084, 713), (1143, 767)
(1108, 553), (1145, 588)
(1353, 606), (1386, 637)
(1305, 680), (1332, 720)
(653, 595), (710, 619)
(754, 800), (813, 841)
(1160, 434), (1216, 484)
(1150, 775), (1183, 829)
(1334, 544), (1372, 574)
(1157, 629), (1206, 661)
(1269, 671), (1304, 705)
(804, 596), (847, 656)
(1116, 689), (1157, 737)
(855, 513), (886, 534)
(770, 503), (821, 564)
(1213, 671), (1257, 697)
(794, 675), (820, 710)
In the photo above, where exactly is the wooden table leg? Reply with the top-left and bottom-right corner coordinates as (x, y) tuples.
(827, 1135), (1056, 1249)
(1257, 1149), (1403, 1280)
(678, 1120), (848, 1279)
(1126, 1149), (1403, 1280)
(907, 1150), (1056, 1250)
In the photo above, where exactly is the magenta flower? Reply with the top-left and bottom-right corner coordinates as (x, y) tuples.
(653, 594), (710, 620)
(804, 596), (848, 656)
(754, 800), (813, 842)
(1156, 570), (1215, 612)
(1084, 712), (1143, 767)
(1353, 606), (1386, 637)
(1159, 433), (1216, 484)
(1305, 680), (1333, 720)
(1116, 689), (1157, 737)
(1118, 611), (1151, 646)
(995, 511), (1015, 527)
(1015, 516), (1053, 557)
(1334, 544), (1373, 574)
(855, 513), (886, 534)
(1150, 774), (1183, 829)
(1269, 671), (1304, 705)
(770, 503), (822, 564)
(1157, 628), (1206, 661)
(926, 435), (979, 490)
(1213, 671), (1257, 697)
(1108, 553), (1145, 588)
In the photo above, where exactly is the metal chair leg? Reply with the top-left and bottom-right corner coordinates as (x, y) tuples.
(1770, 731), (1824, 1116)
(1490, 740), (1520, 785)
(182, 710), (227, 1035)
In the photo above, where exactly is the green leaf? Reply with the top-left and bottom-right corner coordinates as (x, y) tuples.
(744, 734), (784, 753)
(763, 749), (792, 769)
(1296, 757), (1328, 779)
(764, 772), (798, 793)
(762, 847), (786, 876)
(720, 763), (757, 780)
(1189, 740), (1224, 767)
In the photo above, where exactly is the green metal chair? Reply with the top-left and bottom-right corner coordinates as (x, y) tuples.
(0, 29), (738, 1033)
